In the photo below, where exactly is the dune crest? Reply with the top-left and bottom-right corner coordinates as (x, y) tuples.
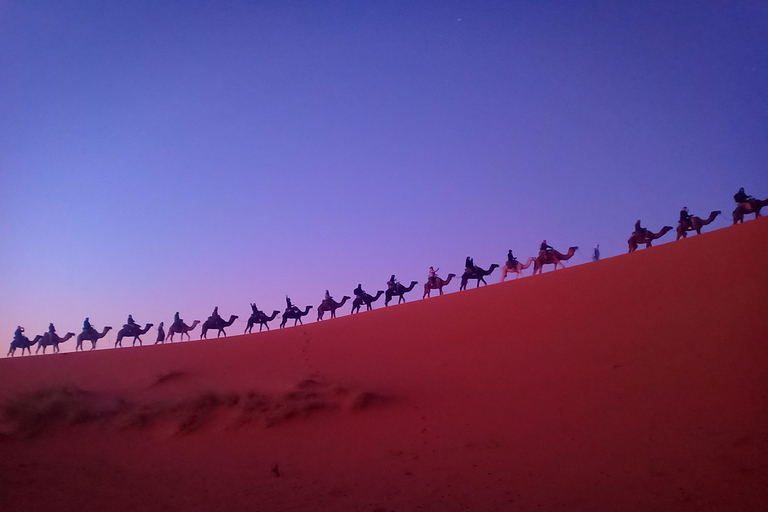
(1, 219), (767, 511)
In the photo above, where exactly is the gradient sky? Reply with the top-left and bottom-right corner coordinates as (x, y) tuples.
(2, 0), (767, 351)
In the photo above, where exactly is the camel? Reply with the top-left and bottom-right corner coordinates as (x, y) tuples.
(385, 281), (418, 306)
(164, 320), (200, 342)
(351, 290), (385, 313)
(200, 315), (238, 339)
(36, 332), (75, 354)
(280, 305), (313, 328)
(532, 247), (578, 275)
(460, 264), (500, 291)
(115, 323), (153, 347)
(317, 296), (351, 321)
(500, 257), (535, 281)
(76, 326), (112, 351)
(628, 226), (673, 252)
(733, 198), (768, 224)
(676, 211), (721, 240)
(245, 310), (280, 333)
(423, 274), (456, 298)
(7, 335), (43, 357)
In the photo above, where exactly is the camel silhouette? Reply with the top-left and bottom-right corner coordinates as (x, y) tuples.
(460, 264), (500, 290)
(532, 247), (578, 275)
(76, 326), (112, 351)
(36, 332), (75, 354)
(423, 274), (456, 298)
(165, 320), (200, 342)
(201, 315), (238, 339)
(676, 211), (721, 240)
(500, 257), (535, 281)
(280, 305), (313, 328)
(245, 309), (280, 333)
(115, 323), (153, 348)
(628, 226), (673, 252)
(385, 281), (418, 306)
(351, 290), (385, 313)
(733, 198), (767, 224)
(7, 334), (43, 357)
(317, 296), (351, 321)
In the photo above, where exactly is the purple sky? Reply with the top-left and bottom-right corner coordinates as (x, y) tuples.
(2, 1), (767, 351)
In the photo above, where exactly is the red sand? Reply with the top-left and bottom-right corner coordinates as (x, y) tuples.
(1, 219), (767, 511)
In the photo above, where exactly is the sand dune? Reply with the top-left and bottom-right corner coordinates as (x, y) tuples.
(1, 219), (767, 511)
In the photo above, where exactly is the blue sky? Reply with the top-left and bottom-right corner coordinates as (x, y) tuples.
(2, 0), (767, 350)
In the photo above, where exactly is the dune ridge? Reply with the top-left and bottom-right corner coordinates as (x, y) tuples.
(0, 219), (766, 511)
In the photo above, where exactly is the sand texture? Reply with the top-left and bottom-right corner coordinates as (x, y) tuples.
(1, 218), (767, 511)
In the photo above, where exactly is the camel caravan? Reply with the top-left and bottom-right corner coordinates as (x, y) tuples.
(8, 189), (763, 356)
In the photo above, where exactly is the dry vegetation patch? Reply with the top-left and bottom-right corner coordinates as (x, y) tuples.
(1, 377), (387, 437)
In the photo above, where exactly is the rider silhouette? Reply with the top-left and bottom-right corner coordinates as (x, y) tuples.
(387, 274), (397, 291)
(734, 187), (753, 211)
(634, 220), (649, 238)
(285, 296), (299, 314)
(679, 207), (693, 231)
(353, 284), (365, 299)
(428, 267), (439, 287)
(83, 317), (93, 334)
(173, 312), (183, 329)
(507, 250), (518, 266)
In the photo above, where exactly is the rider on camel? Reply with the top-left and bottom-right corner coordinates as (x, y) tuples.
(13, 326), (24, 342)
(428, 267), (439, 287)
(353, 284), (365, 300)
(539, 240), (554, 257)
(734, 187), (753, 211)
(464, 256), (475, 275)
(126, 314), (138, 330)
(507, 250), (518, 267)
(83, 317), (93, 335)
(173, 312), (183, 330)
(324, 290), (333, 307)
(48, 323), (56, 335)
(679, 207), (693, 231)
(387, 274), (398, 292)
(209, 307), (221, 324)
(285, 296), (299, 314)
(634, 220), (649, 239)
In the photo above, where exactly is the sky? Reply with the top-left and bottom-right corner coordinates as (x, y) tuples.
(1, 0), (767, 352)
